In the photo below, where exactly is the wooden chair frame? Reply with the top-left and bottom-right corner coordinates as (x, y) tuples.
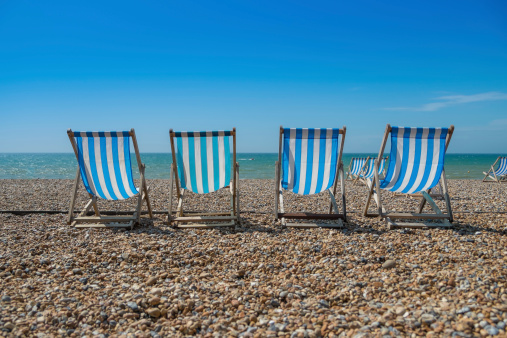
(483, 156), (507, 183)
(363, 124), (454, 229)
(274, 126), (347, 228)
(168, 128), (240, 228)
(67, 129), (152, 229)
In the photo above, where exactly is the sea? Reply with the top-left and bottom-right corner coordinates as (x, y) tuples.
(0, 153), (501, 180)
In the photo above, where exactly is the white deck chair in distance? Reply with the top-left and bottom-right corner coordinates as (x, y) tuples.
(483, 157), (507, 182)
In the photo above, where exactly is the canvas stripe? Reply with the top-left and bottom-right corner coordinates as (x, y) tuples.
(104, 135), (121, 200)
(325, 128), (339, 190)
(212, 135), (220, 191)
(421, 128), (443, 191)
(313, 129), (327, 194)
(397, 128), (419, 193)
(117, 135), (134, 197)
(382, 127), (404, 190)
(111, 134), (130, 199)
(302, 129), (314, 195)
(494, 158), (507, 175)
(186, 134), (199, 193)
(175, 135), (187, 190)
(286, 129), (296, 190)
(87, 136), (107, 199)
(193, 133), (204, 193)
(99, 134), (117, 200)
(122, 135), (138, 196)
(77, 136), (97, 197)
(223, 133), (231, 187)
(406, 128), (429, 194)
(320, 129), (333, 191)
(292, 129), (302, 193)
(206, 133), (215, 193)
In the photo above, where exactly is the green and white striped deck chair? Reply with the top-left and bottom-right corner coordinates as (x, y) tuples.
(168, 129), (240, 228)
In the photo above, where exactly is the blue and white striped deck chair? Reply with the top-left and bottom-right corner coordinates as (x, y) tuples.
(168, 129), (239, 228)
(67, 129), (152, 229)
(360, 157), (387, 180)
(483, 157), (507, 182)
(274, 126), (347, 228)
(347, 157), (368, 181)
(363, 125), (455, 229)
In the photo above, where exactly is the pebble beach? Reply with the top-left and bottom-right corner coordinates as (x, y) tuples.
(0, 179), (506, 337)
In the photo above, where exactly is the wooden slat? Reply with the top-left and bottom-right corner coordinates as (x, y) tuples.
(176, 221), (235, 228)
(387, 218), (452, 229)
(383, 213), (450, 220)
(73, 216), (137, 223)
(181, 212), (231, 216)
(172, 215), (236, 222)
(74, 221), (134, 228)
(278, 213), (344, 220)
(285, 220), (343, 228)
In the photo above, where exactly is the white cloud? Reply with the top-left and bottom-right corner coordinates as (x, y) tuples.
(384, 91), (507, 112)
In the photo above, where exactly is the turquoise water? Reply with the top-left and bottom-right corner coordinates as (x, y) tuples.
(0, 153), (502, 180)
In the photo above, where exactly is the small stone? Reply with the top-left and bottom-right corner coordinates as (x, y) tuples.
(72, 268), (83, 275)
(146, 308), (161, 318)
(420, 314), (435, 325)
(2, 295), (11, 302)
(149, 288), (163, 296)
(149, 297), (160, 306)
(79, 277), (88, 284)
(4, 323), (15, 330)
(382, 260), (396, 269)
(456, 306), (470, 314)
(394, 306), (406, 316)
(280, 291), (288, 299)
(146, 276), (158, 286)
(486, 325), (499, 335)
(127, 302), (139, 311)
(231, 300), (240, 307)
(271, 299), (280, 307)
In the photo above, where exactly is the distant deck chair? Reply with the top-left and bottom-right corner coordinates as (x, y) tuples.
(359, 157), (387, 181)
(67, 129), (152, 229)
(347, 157), (368, 181)
(274, 126), (347, 228)
(483, 157), (507, 182)
(168, 129), (240, 228)
(363, 125), (454, 229)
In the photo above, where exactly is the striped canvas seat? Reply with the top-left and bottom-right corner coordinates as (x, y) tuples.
(380, 127), (449, 194)
(350, 158), (368, 176)
(492, 157), (507, 176)
(361, 158), (386, 179)
(282, 128), (341, 195)
(173, 131), (232, 194)
(74, 131), (139, 200)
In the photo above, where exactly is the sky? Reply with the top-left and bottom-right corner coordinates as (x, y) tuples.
(0, 0), (506, 153)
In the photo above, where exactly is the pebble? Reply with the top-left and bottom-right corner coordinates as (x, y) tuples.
(0, 179), (506, 337)
(382, 260), (396, 269)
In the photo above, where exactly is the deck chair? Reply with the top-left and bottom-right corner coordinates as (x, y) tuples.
(347, 157), (368, 182)
(483, 157), (507, 182)
(358, 157), (387, 183)
(363, 125), (454, 229)
(274, 126), (347, 228)
(168, 129), (240, 228)
(67, 129), (152, 229)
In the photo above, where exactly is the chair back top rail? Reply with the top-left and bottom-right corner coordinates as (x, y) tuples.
(379, 126), (454, 194)
(67, 129), (139, 200)
(280, 127), (345, 195)
(169, 129), (235, 194)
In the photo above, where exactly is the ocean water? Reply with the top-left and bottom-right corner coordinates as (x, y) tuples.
(0, 153), (502, 180)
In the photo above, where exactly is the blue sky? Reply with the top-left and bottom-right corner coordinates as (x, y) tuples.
(1, 0), (506, 153)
